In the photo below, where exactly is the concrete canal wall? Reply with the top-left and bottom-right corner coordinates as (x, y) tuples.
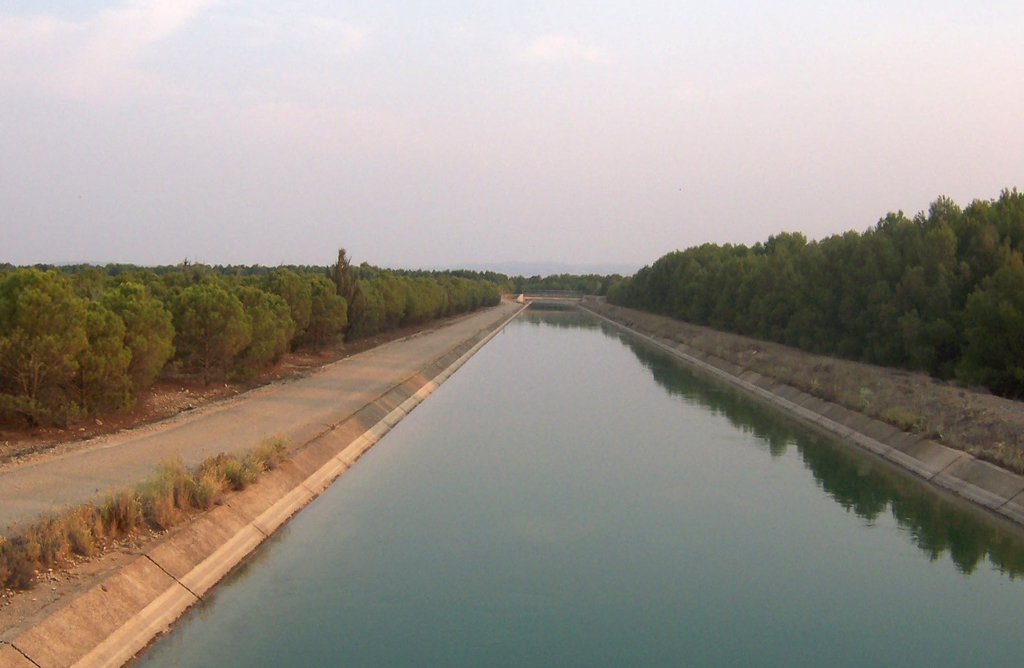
(582, 304), (1024, 529)
(0, 305), (524, 668)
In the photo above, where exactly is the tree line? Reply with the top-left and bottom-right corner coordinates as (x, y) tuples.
(0, 250), (501, 426)
(608, 189), (1024, 398)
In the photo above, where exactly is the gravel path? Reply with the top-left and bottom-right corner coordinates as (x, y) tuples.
(0, 302), (521, 531)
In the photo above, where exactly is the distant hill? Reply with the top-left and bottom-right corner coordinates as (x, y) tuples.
(435, 261), (640, 278)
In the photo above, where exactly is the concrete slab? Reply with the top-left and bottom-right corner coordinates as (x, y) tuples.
(845, 431), (893, 457)
(329, 419), (372, 447)
(884, 439), (965, 479)
(702, 355), (728, 373)
(738, 370), (762, 384)
(932, 457), (1024, 510)
(146, 505), (251, 581)
(336, 434), (377, 467)
(0, 644), (37, 668)
(722, 362), (745, 377)
(353, 402), (389, 430)
(402, 373), (430, 392)
(997, 491), (1024, 525)
(251, 483), (315, 536)
(11, 557), (192, 668)
(817, 403), (853, 424)
(398, 383), (436, 414)
(795, 396), (828, 415)
(846, 415), (902, 444)
(174, 526), (266, 598)
(367, 419), (393, 440)
(71, 578), (196, 668)
(382, 405), (407, 429)
(224, 468), (302, 523)
(374, 393), (401, 413)
(775, 385), (804, 402)
(287, 437), (340, 479)
(300, 456), (349, 496)
(880, 431), (921, 451)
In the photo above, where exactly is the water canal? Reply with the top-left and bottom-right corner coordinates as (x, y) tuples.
(135, 310), (1024, 667)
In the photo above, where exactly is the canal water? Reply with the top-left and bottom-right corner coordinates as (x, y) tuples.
(136, 311), (1024, 668)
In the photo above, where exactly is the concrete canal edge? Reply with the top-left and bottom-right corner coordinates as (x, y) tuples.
(581, 304), (1024, 529)
(0, 305), (525, 668)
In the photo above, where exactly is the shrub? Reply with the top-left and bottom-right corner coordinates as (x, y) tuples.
(100, 489), (143, 535)
(220, 455), (261, 491)
(254, 437), (288, 470)
(0, 434), (290, 590)
(22, 517), (69, 568)
(187, 468), (225, 510)
(140, 457), (188, 529)
(0, 536), (36, 589)
(64, 507), (99, 557)
(881, 406), (923, 432)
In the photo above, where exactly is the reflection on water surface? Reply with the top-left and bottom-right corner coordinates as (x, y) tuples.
(135, 309), (1024, 668)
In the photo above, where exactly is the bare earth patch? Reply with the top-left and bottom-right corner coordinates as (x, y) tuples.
(587, 299), (1024, 473)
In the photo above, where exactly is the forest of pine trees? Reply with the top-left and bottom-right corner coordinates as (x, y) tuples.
(608, 189), (1024, 398)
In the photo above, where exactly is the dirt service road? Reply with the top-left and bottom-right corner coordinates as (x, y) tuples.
(0, 302), (521, 531)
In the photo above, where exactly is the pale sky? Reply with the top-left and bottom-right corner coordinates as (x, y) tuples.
(2, 0), (1022, 270)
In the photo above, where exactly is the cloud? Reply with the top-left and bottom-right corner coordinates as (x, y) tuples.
(516, 34), (609, 64)
(236, 9), (367, 58)
(0, 0), (222, 100)
(0, 1), (371, 105)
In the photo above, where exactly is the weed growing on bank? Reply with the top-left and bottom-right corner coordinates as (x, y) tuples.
(0, 437), (289, 591)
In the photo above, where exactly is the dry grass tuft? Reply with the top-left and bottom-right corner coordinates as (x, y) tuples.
(0, 435), (291, 591)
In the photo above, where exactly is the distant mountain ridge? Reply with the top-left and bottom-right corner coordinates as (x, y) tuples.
(434, 261), (640, 277)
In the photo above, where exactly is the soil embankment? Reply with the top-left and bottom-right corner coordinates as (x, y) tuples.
(582, 299), (1024, 528)
(0, 301), (523, 668)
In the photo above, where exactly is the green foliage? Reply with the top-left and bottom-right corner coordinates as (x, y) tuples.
(234, 285), (295, 377)
(331, 247), (356, 304)
(262, 268), (312, 344)
(880, 406), (924, 432)
(0, 255), (511, 427)
(611, 189), (1024, 397)
(958, 250), (1024, 396)
(73, 301), (132, 413)
(346, 278), (386, 339)
(0, 269), (88, 425)
(172, 281), (252, 384)
(101, 281), (175, 389)
(304, 275), (348, 351)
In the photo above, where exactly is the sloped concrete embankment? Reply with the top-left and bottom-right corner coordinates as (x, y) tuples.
(582, 305), (1024, 528)
(0, 306), (523, 668)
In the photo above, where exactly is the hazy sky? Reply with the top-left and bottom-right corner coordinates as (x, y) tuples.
(2, 1), (1022, 270)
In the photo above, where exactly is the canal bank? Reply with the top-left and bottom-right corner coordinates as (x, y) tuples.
(0, 303), (525, 668)
(580, 302), (1024, 529)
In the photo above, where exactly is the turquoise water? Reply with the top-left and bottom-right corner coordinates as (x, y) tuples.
(135, 311), (1024, 667)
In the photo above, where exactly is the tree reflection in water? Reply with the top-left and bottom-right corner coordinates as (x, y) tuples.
(528, 310), (1024, 578)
